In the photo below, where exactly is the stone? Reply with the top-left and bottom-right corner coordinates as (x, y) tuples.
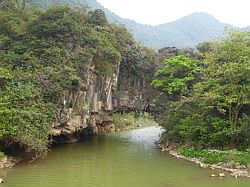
(224, 161), (234, 169)
(0, 162), (4, 169)
(231, 173), (238, 178)
(211, 174), (217, 177)
(1, 157), (7, 164)
(0, 178), (3, 183)
(219, 173), (225, 177)
(200, 163), (207, 168)
(235, 165), (246, 170)
(51, 129), (62, 136)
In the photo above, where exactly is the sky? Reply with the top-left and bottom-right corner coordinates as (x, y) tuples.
(97, 0), (250, 28)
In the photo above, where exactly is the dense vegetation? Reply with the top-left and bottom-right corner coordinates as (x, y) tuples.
(152, 31), (250, 151)
(0, 1), (153, 152)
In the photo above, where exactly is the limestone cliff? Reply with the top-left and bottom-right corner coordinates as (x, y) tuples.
(50, 61), (158, 143)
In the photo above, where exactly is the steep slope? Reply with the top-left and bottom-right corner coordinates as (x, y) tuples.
(31, 0), (232, 49)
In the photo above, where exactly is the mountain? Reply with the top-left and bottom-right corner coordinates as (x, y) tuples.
(125, 12), (230, 49)
(244, 26), (250, 31)
(153, 13), (230, 48)
(31, 0), (234, 49)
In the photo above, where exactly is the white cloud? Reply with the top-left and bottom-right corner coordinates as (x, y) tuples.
(97, 0), (250, 27)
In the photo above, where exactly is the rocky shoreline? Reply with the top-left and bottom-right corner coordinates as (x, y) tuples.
(155, 141), (250, 178)
(0, 156), (21, 170)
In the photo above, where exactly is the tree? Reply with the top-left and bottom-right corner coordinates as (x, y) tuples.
(194, 31), (250, 147)
(152, 55), (199, 99)
(87, 9), (108, 26)
(153, 31), (250, 149)
(0, 0), (34, 12)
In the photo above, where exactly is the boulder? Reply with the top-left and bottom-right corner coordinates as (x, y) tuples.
(1, 157), (7, 164)
(219, 173), (225, 177)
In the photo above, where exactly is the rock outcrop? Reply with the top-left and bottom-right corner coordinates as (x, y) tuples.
(50, 60), (159, 143)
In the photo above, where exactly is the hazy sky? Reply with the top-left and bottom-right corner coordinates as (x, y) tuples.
(97, 0), (250, 27)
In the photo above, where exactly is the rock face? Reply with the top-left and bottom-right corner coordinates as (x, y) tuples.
(50, 61), (160, 143)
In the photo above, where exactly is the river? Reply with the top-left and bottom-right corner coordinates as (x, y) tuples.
(0, 126), (249, 187)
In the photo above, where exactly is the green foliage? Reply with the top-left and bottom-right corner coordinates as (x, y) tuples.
(152, 55), (199, 97)
(0, 81), (54, 150)
(119, 44), (155, 82)
(0, 4), (152, 152)
(154, 31), (250, 150)
(87, 9), (108, 26)
(0, 151), (4, 158)
(177, 147), (250, 165)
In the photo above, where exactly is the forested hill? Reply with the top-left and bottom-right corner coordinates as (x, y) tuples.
(30, 0), (232, 49)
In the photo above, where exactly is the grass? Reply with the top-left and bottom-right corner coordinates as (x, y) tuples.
(177, 146), (250, 166)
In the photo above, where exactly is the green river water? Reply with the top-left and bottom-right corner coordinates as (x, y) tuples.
(0, 126), (249, 187)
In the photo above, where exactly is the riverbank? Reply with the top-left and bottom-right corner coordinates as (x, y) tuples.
(0, 156), (21, 170)
(0, 112), (155, 170)
(155, 141), (250, 178)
